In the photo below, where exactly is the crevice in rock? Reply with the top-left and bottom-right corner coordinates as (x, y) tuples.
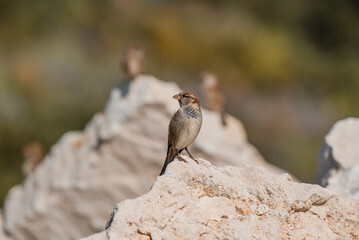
(158, 205), (186, 232)
(137, 229), (153, 240)
(290, 195), (334, 213)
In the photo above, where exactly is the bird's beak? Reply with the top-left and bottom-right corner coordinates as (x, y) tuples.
(172, 94), (181, 100)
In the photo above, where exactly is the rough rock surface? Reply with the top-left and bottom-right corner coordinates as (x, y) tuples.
(316, 117), (359, 199)
(1, 75), (285, 240)
(83, 156), (359, 240)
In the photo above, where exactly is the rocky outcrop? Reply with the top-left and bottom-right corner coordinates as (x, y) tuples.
(1, 75), (285, 240)
(316, 117), (359, 200)
(83, 156), (359, 240)
(0, 211), (9, 240)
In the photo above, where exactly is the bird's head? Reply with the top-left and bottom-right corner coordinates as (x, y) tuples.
(121, 46), (144, 77)
(173, 92), (200, 108)
(200, 71), (218, 89)
(123, 46), (144, 63)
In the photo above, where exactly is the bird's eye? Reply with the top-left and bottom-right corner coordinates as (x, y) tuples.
(182, 94), (188, 98)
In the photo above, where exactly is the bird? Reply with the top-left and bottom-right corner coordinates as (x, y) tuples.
(159, 92), (203, 176)
(121, 46), (144, 81)
(22, 141), (45, 176)
(199, 72), (227, 126)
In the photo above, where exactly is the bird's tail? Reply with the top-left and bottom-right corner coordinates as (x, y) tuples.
(159, 145), (177, 176)
(220, 111), (227, 127)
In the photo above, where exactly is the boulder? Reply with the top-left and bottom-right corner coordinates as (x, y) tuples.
(83, 157), (359, 240)
(0, 210), (9, 240)
(316, 117), (359, 199)
(326, 164), (359, 200)
(1, 75), (285, 240)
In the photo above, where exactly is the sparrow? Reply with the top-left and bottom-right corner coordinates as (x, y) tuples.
(22, 141), (45, 176)
(121, 46), (144, 80)
(199, 72), (227, 126)
(159, 92), (203, 176)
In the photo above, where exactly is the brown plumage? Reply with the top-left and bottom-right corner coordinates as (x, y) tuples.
(199, 72), (227, 126)
(22, 141), (45, 176)
(159, 92), (203, 176)
(121, 46), (144, 80)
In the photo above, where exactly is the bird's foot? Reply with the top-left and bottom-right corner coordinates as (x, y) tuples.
(187, 154), (199, 164)
(177, 155), (188, 163)
(192, 158), (199, 164)
(184, 148), (198, 164)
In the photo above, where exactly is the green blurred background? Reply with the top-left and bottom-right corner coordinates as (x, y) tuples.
(1, 0), (359, 205)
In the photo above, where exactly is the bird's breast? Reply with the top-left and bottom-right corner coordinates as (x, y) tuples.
(175, 114), (202, 150)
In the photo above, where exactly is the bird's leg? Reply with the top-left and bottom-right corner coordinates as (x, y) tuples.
(176, 148), (187, 163)
(185, 148), (199, 164)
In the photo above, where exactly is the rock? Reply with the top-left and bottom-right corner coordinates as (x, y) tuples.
(324, 118), (359, 169)
(0, 210), (9, 240)
(2, 75), (286, 240)
(316, 117), (359, 199)
(82, 157), (359, 240)
(326, 164), (359, 200)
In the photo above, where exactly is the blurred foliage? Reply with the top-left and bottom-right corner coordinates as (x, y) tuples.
(1, 0), (359, 205)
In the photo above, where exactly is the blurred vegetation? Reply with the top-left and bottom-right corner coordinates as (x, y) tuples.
(1, 0), (359, 205)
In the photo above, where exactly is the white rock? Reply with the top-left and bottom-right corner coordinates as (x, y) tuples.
(82, 157), (359, 240)
(326, 118), (359, 169)
(326, 164), (359, 200)
(2, 75), (286, 240)
(316, 117), (359, 199)
(0, 210), (9, 240)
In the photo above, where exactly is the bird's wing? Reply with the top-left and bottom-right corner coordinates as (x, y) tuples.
(212, 86), (225, 106)
(160, 109), (186, 176)
(168, 109), (187, 147)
